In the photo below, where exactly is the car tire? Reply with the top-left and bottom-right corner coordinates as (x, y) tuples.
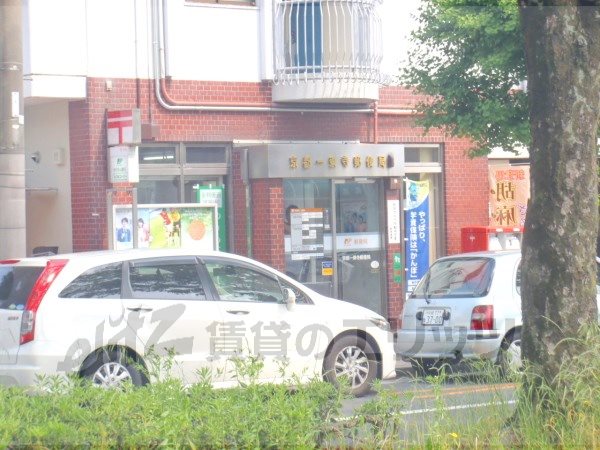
(82, 348), (148, 389)
(497, 329), (522, 378)
(323, 335), (377, 397)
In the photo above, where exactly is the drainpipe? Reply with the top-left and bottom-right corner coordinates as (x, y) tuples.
(151, 0), (415, 117)
(373, 101), (379, 143)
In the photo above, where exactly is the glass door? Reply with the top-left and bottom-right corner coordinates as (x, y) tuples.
(333, 179), (385, 315)
(283, 178), (386, 315)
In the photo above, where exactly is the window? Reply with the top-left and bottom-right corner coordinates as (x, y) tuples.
(279, 278), (312, 305)
(0, 266), (44, 309)
(139, 146), (177, 165)
(186, 0), (255, 5)
(59, 263), (122, 299)
(129, 262), (206, 300)
(412, 258), (495, 299)
(205, 262), (284, 303)
(138, 143), (229, 203)
(186, 147), (226, 164)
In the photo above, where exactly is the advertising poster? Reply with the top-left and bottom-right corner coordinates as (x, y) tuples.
(405, 180), (430, 293)
(489, 165), (530, 227)
(113, 204), (218, 251)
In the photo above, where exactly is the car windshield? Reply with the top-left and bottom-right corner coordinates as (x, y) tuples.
(411, 257), (495, 299)
(0, 266), (44, 310)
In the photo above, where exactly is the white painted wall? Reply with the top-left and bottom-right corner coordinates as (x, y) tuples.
(25, 101), (73, 255)
(23, 0), (418, 88)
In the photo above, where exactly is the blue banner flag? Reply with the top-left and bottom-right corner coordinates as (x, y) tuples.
(405, 180), (430, 293)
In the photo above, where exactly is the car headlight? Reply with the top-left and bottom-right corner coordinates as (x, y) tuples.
(369, 317), (391, 331)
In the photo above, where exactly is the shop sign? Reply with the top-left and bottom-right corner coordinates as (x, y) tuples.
(112, 203), (218, 251)
(248, 143), (405, 178)
(489, 165), (530, 227)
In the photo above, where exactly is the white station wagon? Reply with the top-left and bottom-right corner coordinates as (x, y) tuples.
(0, 249), (396, 396)
(396, 250), (600, 375)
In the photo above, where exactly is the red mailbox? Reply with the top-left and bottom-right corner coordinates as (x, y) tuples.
(461, 226), (523, 253)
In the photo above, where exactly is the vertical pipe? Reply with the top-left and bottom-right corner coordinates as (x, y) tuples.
(0, 0), (25, 258)
(373, 101), (379, 144)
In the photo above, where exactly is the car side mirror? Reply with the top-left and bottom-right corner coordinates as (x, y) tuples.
(283, 288), (296, 311)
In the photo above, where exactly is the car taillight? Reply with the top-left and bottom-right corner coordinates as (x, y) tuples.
(20, 259), (68, 345)
(470, 305), (494, 331)
(0, 259), (20, 265)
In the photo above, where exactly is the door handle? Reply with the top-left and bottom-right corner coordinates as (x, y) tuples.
(226, 310), (250, 315)
(127, 306), (153, 312)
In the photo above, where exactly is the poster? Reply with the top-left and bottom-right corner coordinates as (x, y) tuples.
(489, 165), (530, 227)
(113, 204), (218, 251)
(290, 208), (325, 261)
(405, 180), (430, 293)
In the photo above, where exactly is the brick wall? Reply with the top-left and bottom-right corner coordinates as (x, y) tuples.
(67, 77), (489, 323)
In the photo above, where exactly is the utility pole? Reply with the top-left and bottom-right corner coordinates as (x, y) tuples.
(0, 0), (26, 258)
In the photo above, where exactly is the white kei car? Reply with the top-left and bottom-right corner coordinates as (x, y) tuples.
(0, 249), (395, 396)
(395, 250), (599, 375)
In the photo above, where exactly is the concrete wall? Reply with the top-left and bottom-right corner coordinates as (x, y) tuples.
(23, 0), (417, 87)
(25, 100), (73, 255)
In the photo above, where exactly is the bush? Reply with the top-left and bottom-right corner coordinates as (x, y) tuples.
(0, 378), (342, 448)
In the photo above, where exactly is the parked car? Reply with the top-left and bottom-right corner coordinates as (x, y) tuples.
(0, 249), (395, 396)
(395, 250), (600, 375)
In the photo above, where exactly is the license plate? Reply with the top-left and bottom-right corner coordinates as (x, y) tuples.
(422, 309), (445, 326)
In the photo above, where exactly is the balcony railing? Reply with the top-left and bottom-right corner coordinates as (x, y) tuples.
(273, 0), (384, 86)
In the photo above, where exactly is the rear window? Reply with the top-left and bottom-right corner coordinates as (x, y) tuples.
(0, 266), (44, 310)
(411, 257), (495, 299)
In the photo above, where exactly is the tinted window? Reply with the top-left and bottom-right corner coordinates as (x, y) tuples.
(59, 263), (122, 299)
(0, 267), (44, 310)
(129, 263), (206, 299)
(412, 258), (495, 299)
(515, 263), (522, 295)
(206, 262), (283, 303)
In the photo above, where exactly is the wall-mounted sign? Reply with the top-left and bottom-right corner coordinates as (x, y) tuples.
(393, 253), (403, 283)
(107, 109), (141, 146)
(108, 146), (139, 183)
(248, 143), (405, 179)
(290, 208), (325, 260)
(387, 199), (401, 244)
(113, 203), (218, 251)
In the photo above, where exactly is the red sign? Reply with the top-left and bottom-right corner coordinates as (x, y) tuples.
(107, 109), (141, 146)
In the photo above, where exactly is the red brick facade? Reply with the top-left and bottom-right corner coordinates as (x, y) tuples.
(68, 77), (489, 325)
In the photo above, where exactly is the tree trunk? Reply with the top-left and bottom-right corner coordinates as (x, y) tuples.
(519, 2), (600, 387)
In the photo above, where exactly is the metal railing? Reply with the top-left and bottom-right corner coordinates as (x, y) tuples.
(273, 0), (384, 85)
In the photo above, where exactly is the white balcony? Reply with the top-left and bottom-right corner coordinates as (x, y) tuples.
(272, 0), (384, 104)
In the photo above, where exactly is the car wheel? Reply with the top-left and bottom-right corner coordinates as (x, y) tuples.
(82, 349), (148, 389)
(498, 329), (522, 378)
(324, 335), (377, 397)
